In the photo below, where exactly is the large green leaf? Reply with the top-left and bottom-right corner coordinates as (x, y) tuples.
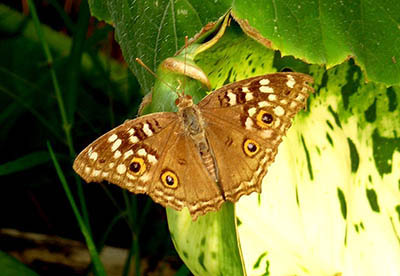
(167, 203), (245, 275)
(237, 60), (400, 275)
(0, 251), (39, 276)
(90, 1), (400, 90)
(88, 0), (112, 24)
(231, 0), (400, 86)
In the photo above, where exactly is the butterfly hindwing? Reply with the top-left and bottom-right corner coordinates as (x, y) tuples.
(148, 130), (225, 219)
(199, 72), (314, 201)
(202, 119), (274, 202)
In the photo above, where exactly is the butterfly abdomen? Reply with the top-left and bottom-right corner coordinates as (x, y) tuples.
(199, 146), (218, 181)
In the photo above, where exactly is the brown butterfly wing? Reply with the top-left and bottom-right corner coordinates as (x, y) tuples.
(200, 119), (271, 201)
(73, 112), (224, 219)
(73, 113), (178, 195)
(148, 130), (224, 220)
(198, 72), (314, 202)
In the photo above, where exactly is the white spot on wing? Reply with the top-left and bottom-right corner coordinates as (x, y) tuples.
(227, 92), (237, 106)
(127, 174), (135, 180)
(128, 128), (135, 135)
(102, 172), (109, 177)
(117, 164), (126, 174)
(111, 139), (122, 152)
(84, 167), (91, 174)
(268, 94), (277, 101)
(262, 130), (273, 138)
(147, 154), (157, 164)
(143, 123), (153, 137)
(92, 170), (100, 177)
(259, 79), (270, 85)
(124, 150), (134, 160)
(245, 117), (254, 129)
(290, 102), (298, 109)
(114, 150), (121, 159)
(242, 87), (250, 92)
(137, 148), (147, 156)
(296, 94), (305, 102)
(274, 118), (281, 128)
(129, 136), (139, 144)
(89, 151), (98, 161)
(260, 86), (274, 93)
(258, 101), (271, 107)
(273, 106), (285, 116)
(248, 107), (257, 116)
(286, 75), (296, 88)
(245, 93), (254, 101)
(108, 134), (118, 143)
(109, 162), (114, 168)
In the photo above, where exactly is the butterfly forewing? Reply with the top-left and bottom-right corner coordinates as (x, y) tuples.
(73, 113), (179, 195)
(198, 72), (313, 110)
(199, 72), (314, 201)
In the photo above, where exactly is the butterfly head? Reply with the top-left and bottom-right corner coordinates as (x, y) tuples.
(175, 94), (194, 109)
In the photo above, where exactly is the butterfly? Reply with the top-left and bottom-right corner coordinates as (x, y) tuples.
(73, 72), (313, 220)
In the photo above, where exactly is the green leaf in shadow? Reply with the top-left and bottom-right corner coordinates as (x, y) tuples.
(0, 151), (51, 176)
(0, 251), (39, 276)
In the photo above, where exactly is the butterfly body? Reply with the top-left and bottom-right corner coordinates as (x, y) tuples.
(73, 72), (313, 220)
(177, 95), (220, 183)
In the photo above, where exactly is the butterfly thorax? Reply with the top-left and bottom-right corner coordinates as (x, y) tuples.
(177, 95), (220, 183)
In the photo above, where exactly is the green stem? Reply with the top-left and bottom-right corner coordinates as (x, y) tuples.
(133, 234), (141, 276)
(122, 191), (133, 226)
(27, 0), (93, 257)
(65, 0), (92, 234)
(27, 0), (71, 150)
(122, 192), (141, 275)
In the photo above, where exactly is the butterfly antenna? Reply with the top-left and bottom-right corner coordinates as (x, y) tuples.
(180, 36), (189, 96)
(135, 58), (177, 94)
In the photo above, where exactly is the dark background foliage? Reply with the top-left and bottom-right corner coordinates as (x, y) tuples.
(0, 1), (186, 275)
